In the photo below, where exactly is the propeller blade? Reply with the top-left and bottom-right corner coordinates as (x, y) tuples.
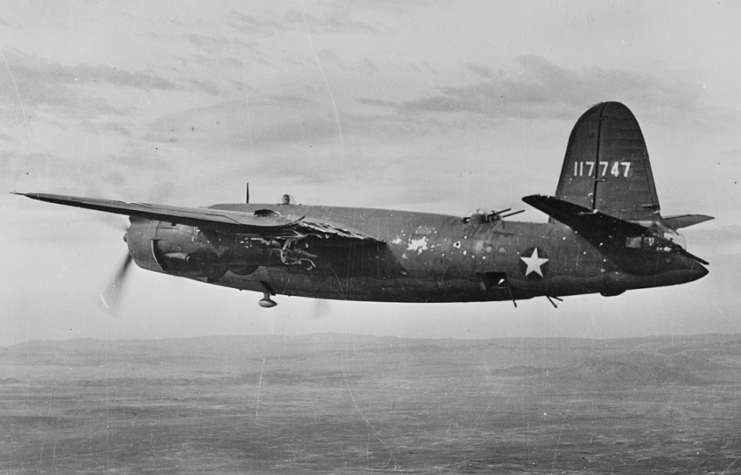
(101, 253), (134, 314)
(311, 298), (332, 320)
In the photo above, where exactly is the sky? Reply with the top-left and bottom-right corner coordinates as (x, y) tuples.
(1, 1), (740, 345)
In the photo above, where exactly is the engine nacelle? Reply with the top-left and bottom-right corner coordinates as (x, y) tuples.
(126, 218), (162, 274)
(126, 218), (281, 281)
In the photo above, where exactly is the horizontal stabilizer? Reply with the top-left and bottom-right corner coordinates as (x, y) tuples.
(524, 194), (709, 265)
(523, 194), (648, 236)
(663, 214), (714, 229)
(13, 192), (381, 242)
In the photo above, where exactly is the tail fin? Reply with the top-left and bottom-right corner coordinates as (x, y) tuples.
(555, 102), (660, 221)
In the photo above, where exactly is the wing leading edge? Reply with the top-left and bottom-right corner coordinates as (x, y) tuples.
(13, 192), (381, 242)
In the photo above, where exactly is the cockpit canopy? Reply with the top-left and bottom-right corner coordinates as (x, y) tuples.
(626, 229), (687, 253)
(279, 194), (297, 205)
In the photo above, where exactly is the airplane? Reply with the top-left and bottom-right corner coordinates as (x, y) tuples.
(14, 102), (713, 309)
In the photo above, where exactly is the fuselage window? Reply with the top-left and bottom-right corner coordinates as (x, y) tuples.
(626, 236), (642, 249)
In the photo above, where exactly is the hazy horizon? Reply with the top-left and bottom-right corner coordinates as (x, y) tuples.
(5, 328), (741, 347)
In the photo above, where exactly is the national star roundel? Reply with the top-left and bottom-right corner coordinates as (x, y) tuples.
(519, 247), (550, 279)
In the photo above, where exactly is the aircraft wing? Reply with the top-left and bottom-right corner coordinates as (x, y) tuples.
(14, 192), (381, 242)
(522, 194), (649, 236)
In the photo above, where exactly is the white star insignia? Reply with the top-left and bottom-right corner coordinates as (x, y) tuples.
(521, 248), (549, 277)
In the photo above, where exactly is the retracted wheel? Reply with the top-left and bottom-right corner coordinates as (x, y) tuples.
(259, 292), (277, 308)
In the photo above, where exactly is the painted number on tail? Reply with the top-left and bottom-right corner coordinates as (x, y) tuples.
(573, 161), (631, 177)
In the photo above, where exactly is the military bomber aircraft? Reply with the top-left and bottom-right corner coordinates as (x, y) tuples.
(15, 102), (713, 308)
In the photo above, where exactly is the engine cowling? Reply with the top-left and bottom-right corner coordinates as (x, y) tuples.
(125, 218), (280, 281)
(126, 218), (161, 273)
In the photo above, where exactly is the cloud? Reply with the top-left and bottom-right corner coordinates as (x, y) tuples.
(5, 53), (177, 91)
(229, 10), (285, 37)
(410, 61), (440, 77)
(186, 33), (231, 48)
(0, 144), (177, 201)
(142, 95), (342, 149)
(81, 121), (133, 137)
(282, 9), (377, 34)
(187, 77), (224, 97)
(358, 56), (706, 119)
(228, 7), (378, 37)
(0, 53), (179, 119)
(465, 63), (491, 78)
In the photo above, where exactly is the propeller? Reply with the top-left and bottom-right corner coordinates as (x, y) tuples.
(96, 184), (171, 314)
(311, 298), (332, 320)
(100, 252), (133, 314)
(96, 219), (135, 315)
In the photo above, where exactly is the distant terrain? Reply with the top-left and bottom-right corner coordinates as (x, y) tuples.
(2, 333), (740, 474)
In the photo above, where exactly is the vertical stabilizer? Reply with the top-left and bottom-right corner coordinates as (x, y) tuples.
(555, 102), (660, 221)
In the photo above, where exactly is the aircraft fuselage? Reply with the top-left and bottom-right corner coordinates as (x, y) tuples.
(125, 203), (707, 304)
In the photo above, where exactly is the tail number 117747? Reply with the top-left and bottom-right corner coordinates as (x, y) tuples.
(573, 161), (632, 178)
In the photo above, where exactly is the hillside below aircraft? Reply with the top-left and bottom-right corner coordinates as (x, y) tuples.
(16, 102), (713, 309)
